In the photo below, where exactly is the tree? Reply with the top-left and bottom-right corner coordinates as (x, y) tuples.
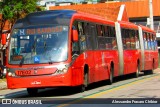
(0, 0), (42, 39)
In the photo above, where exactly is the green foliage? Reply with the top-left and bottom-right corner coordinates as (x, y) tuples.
(0, 0), (42, 23)
(0, 0), (44, 37)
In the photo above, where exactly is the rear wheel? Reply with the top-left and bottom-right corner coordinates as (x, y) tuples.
(134, 64), (140, 78)
(27, 88), (38, 96)
(109, 66), (113, 85)
(149, 62), (154, 74)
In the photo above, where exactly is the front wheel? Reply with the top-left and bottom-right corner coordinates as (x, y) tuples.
(80, 72), (88, 92)
(27, 88), (38, 96)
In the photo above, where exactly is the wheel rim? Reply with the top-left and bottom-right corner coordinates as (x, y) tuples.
(136, 65), (139, 77)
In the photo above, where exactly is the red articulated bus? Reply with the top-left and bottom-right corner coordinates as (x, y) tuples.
(5, 10), (158, 96)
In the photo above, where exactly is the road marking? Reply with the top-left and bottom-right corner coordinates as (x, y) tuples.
(50, 73), (160, 107)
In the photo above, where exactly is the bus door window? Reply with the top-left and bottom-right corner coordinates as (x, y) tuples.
(77, 22), (86, 52)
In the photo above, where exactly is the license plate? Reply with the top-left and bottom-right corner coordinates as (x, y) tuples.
(16, 70), (32, 76)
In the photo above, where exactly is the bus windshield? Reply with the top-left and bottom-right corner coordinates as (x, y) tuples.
(9, 25), (68, 64)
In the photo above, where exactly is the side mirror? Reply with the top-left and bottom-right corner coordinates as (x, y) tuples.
(2, 33), (6, 45)
(72, 29), (78, 42)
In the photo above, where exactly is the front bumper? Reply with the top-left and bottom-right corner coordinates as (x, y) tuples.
(7, 73), (71, 89)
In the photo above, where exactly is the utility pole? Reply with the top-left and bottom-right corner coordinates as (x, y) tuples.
(149, 0), (154, 30)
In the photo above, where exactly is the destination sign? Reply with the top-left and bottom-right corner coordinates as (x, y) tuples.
(18, 26), (63, 35)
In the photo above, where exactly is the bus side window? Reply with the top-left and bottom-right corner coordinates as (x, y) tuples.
(85, 23), (93, 50)
(125, 29), (131, 49)
(97, 25), (106, 50)
(121, 28), (126, 49)
(97, 25), (102, 37)
(135, 30), (140, 49)
(153, 34), (157, 50)
(151, 34), (154, 50)
(122, 29), (131, 49)
(130, 30), (136, 49)
(147, 33), (151, 50)
(104, 26), (117, 50)
(143, 32), (148, 50)
(104, 26), (108, 37)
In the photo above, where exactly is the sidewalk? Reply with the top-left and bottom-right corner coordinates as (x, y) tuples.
(0, 68), (160, 90)
(0, 79), (7, 90)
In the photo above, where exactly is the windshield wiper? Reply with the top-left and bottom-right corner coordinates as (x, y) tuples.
(19, 57), (24, 66)
(48, 56), (53, 64)
(19, 53), (30, 66)
(32, 40), (36, 53)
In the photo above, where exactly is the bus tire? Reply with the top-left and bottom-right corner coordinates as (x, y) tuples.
(80, 71), (88, 92)
(134, 64), (140, 78)
(27, 88), (38, 96)
(149, 61), (154, 74)
(109, 66), (114, 85)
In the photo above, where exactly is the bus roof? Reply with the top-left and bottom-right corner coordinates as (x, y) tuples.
(140, 25), (156, 34)
(118, 21), (138, 30)
(13, 9), (116, 29)
(13, 10), (76, 29)
(74, 11), (115, 26)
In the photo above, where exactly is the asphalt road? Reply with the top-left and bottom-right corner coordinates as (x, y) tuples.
(0, 68), (160, 107)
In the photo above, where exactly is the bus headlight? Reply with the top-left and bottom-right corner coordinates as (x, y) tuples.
(8, 72), (16, 77)
(8, 72), (12, 76)
(56, 68), (68, 74)
(54, 65), (68, 75)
